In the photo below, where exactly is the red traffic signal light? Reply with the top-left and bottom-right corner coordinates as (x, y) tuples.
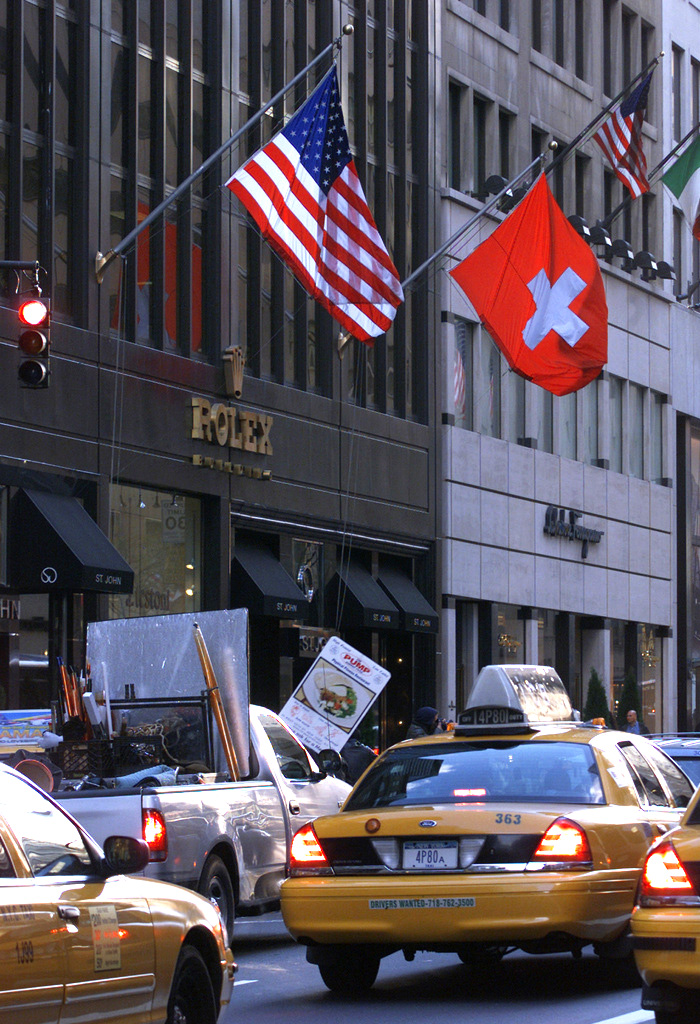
(18, 298), (48, 327)
(17, 297), (50, 388)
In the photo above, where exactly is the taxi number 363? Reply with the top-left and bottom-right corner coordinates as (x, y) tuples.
(16, 940), (33, 963)
(495, 813), (521, 824)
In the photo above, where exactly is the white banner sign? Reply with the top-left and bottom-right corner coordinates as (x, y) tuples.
(278, 636), (391, 752)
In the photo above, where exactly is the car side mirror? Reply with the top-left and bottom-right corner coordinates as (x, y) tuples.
(317, 748), (345, 779)
(102, 835), (150, 876)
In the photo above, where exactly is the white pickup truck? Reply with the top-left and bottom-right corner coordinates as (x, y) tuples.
(53, 705), (350, 943)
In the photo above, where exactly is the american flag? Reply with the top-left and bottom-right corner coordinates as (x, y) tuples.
(593, 71), (653, 199)
(226, 67), (404, 344)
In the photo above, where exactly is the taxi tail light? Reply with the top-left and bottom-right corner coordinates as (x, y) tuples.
(142, 808), (168, 861)
(527, 817), (592, 868)
(638, 841), (699, 906)
(289, 823), (332, 875)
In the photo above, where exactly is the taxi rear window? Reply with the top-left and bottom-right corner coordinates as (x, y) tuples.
(344, 740), (605, 810)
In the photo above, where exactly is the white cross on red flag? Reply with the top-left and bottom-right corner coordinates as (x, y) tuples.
(449, 174), (608, 396)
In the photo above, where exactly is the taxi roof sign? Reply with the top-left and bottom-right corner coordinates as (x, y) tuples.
(465, 664), (575, 725)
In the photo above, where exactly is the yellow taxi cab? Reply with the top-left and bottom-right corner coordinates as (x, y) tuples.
(0, 762), (235, 1023)
(631, 785), (700, 1024)
(280, 665), (695, 993)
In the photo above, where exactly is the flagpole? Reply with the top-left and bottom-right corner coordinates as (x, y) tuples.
(599, 121), (700, 230)
(400, 152), (546, 294)
(544, 52), (664, 178)
(94, 24), (355, 282)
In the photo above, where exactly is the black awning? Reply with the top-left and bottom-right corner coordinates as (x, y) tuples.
(326, 562), (399, 630)
(9, 488), (134, 594)
(231, 540), (309, 619)
(377, 567), (439, 633)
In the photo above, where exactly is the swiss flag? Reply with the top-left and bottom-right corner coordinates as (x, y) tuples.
(450, 174), (608, 396)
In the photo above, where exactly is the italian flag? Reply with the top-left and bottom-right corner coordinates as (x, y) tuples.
(663, 135), (700, 240)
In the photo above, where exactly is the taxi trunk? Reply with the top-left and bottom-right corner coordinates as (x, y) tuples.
(282, 802), (640, 950)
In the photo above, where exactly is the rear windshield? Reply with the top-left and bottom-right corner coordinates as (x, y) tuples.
(344, 740), (606, 810)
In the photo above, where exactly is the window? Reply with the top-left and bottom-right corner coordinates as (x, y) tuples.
(553, 0), (565, 67)
(345, 741), (605, 810)
(617, 742), (669, 808)
(449, 82), (465, 190)
(583, 380), (598, 465)
(629, 383), (645, 479)
(603, 1), (614, 96)
(673, 45), (683, 142)
(258, 712), (313, 780)
(533, 385), (553, 453)
(532, 0), (542, 53)
(642, 746), (693, 807)
(473, 95), (489, 195)
(621, 8), (635, 89)
(499, 1), (511, 32)
(454, 320), (473, 429)
(575, 155), (588, 218)
(499, 109), (513, 180)
(507, 373), (525, 444)
(693, 58), (700, 132)
(108, 485), (202, 620)
(609, 376), (623, 473)
(674, 209), (684, 298)
(574, 0), (586, 79)
(0, 774), (93, 876)
(651, 391), (664, 482)
(559, 391), (577, 461)
(476, 335), (501, 438)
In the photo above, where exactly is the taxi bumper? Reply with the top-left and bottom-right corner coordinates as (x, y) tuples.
(281, 869), (637, 947)
(632, 906), (700, 991)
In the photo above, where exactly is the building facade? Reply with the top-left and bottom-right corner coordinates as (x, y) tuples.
(438, 0), (700, 732)
(0, 0), (440, 751)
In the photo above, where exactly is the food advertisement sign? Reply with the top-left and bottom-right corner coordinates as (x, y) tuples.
(278, 636), (391, 752)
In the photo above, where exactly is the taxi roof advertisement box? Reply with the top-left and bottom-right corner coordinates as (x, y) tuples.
(278, 636), (391, 752)
(87, 609), (250, 776)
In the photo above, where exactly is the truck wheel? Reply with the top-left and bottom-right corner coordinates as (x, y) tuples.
(166, 945), (217, 1024)
(198, 855), (235, 944)
(318, 955), (380, 994)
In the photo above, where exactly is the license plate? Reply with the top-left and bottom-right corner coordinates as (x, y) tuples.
(403, 840), (458, 869)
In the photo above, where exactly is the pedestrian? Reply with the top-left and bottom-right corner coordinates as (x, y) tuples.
(405, 706), (441, 739)
(625, 709), (649, 735)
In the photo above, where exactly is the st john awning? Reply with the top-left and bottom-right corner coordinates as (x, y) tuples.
(10, 488), (134, 593)
(376, 566), (439, 633)
(231, 540), (309, 619)
(325, 562), (399, 630)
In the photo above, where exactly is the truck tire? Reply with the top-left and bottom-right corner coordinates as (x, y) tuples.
(318, 954), (380, 994)
(198, 855), (235, 943)
(166, 945), (217, 1024)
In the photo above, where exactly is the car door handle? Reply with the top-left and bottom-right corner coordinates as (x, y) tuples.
(58, 905), (81, 921)
(289, 800), (301, 815)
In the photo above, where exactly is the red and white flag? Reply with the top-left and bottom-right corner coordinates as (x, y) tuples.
(449, 174), (608, 396)
(226, 67), (403, 344)
(593, 71), (653, 199)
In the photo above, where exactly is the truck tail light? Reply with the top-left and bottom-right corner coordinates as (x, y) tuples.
(142, 808), (168, 861)
(638, 841), (699, 906)
(289, 823), (332, 876)
(527, 817), (592, 870)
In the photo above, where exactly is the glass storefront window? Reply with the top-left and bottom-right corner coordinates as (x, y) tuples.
(108, 485), (201, 619)
(494, 605), (523, 664)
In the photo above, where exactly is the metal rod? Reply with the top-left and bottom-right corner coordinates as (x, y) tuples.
(193, 623), (240, 781)
(95, 25), (355, 282)
(401, 153), (546, 293)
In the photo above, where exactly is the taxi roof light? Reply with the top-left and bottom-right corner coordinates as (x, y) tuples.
(639, 841), (697, 905)
(528, 817), (592, 868)
(289, 823), (332, 875)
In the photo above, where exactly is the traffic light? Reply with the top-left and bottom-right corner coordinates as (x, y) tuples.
(17, 295), (50, 387)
